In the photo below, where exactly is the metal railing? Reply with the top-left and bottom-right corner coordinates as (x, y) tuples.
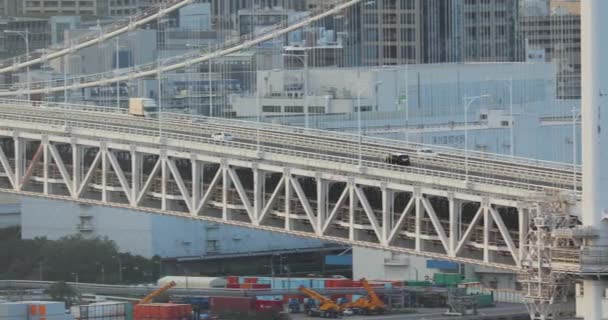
(0, 110), (575, 195)
(0, 0), (363, 95)
(0, 100), (582, 194)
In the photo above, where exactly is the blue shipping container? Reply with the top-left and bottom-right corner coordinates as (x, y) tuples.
(426, 259), (459, 270)
(325, 254), (353, 266)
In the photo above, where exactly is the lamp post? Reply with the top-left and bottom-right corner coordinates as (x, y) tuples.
(373, 81), (383, 112)
(157, 18), (174, 139)
(113, 255), (123, 283)
(5, 29), (29, 101)
(463, 95), (491, 183)
(38, 262), (43, 281)
(572, 107), (581, 194)
(97, 264), (106, 284)
(494, 78), (514, 156)
(282, 51), (309, 129)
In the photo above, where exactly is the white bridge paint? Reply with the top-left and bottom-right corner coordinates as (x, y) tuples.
(581, 1), (608, 320)
(0, 0), (194, 74)
(0, 0), (366, 96)
(0, 0), (601, 317)
(0, 102), (583, 274)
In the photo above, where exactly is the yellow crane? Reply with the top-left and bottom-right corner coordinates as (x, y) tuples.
(139, 281), (176, 304)
(298, 285), (341, 318)
(341, 278), (387, 315)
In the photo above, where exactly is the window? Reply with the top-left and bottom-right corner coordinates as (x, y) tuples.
(480, 114), (488, 120)
(383, 14), (397, 24)
(355, 106), (373, 112)
(285, 106), (304, 113)
(262, 105), (281, 113)
(501, 120), (510, 127)
(309, 106), (325, 113)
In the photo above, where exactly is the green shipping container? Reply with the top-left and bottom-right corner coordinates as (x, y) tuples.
(406, 281), (432, 287)
(125, 303), (134, 320)
(472, 294), (494, 308)
(433, 273), (463, 285)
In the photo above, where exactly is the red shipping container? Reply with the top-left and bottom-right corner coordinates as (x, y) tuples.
(226, 283), (241, 289)
(254, 300), (283, 313)
(210, 297), (254, 315)
(244, 277), (258, 284)
(226, 276), (239, 284)
(325, 279), (353, 288)
(134, 303), (191, 319)
(251, 283), (271, 289)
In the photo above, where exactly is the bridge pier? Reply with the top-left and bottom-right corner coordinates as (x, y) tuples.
(581, 0), (608, 319)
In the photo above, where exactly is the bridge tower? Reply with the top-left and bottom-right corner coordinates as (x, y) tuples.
(581, 1), (608, 319)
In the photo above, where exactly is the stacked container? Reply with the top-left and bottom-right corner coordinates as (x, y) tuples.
(0, 302), (28, 320)
(433, 273), (463, 286)
(0, 301), (66, 320)
(134, 303), (191, 320)
(209, 297), (253, 314)
(71, 302), (133, 320)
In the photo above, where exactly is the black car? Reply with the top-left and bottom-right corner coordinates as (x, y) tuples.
(386, 154), (411, 166)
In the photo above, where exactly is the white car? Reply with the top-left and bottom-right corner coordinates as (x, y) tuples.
(212, 132), (234, 141)
(342, 308), (355, 316)
(416, 147), (437, 157)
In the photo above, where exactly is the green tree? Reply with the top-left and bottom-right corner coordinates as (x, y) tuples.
(46, 281), (79, 307)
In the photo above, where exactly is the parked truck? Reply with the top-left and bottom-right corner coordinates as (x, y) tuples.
(128, 98), (157, 117)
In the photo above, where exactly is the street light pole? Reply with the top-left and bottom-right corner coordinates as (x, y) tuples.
(304, 51), (309, 130)
(282, 51), (309, 129)
(25, 28), (29, 101)
(113, 255), (123, 283)
(494, 78), (514, 156)
(463, 95), (490, 183)
(116, 36), (120, 108)
(357, 90), (362, 167)
(572, 107), (581, 194)
(508, 77), (514, 157)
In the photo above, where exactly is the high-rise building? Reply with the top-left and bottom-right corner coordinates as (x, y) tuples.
(0, 0), (20, 16)
(21, 0), (110, 17)
(520, 12), (580, 99)
(460, 0), (521, 62)
(360, 0), (422, 66)
(359, 0), (521, 66)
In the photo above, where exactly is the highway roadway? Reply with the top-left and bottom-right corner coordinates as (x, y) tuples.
(0, 101), (580, 196)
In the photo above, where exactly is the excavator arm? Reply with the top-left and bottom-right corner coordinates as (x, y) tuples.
(139, 281), (176, 304)
(299, 286), (333, 305)
(360, 278), (386, 309)
(298, 286), (340, 312)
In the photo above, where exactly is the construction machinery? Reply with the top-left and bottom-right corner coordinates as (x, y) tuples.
(298, 286), (341, 318)
(139, 281), (176, 304)
(341, 278), (386, 315)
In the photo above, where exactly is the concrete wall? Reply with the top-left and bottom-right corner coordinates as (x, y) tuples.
(0, 193), (19, 228)
(236, 62), (555, 118)
(352, 247), (435, 281)
(20, 197), (324, 258)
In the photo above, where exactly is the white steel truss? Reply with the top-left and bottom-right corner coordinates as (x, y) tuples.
(0, 129), (579, 273)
